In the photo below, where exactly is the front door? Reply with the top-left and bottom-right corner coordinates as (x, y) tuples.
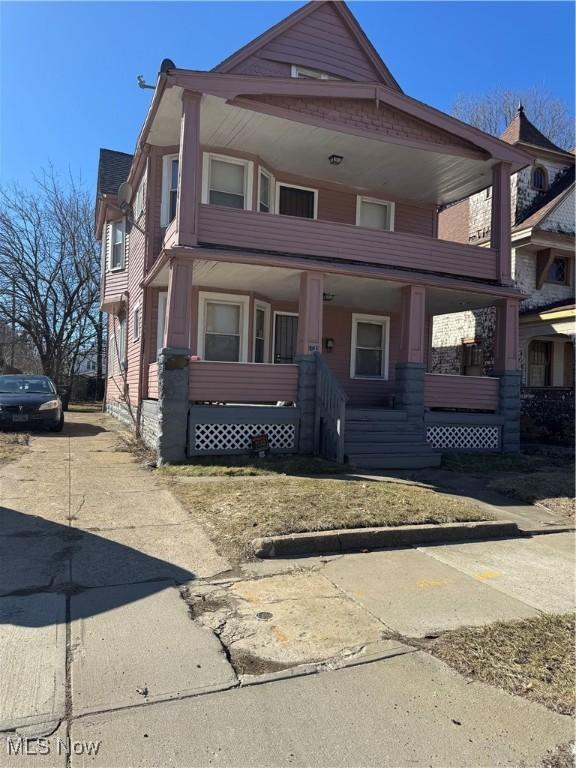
(274, 314), (298, 364)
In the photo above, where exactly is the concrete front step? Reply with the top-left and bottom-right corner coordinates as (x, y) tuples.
(345, 408), (407, 422)
(348, 452), (442, 469)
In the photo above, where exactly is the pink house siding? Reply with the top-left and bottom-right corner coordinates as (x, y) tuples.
(189, 362), (299, 402)
(223, 3), (391, 84)
(424, 373), (499, 411)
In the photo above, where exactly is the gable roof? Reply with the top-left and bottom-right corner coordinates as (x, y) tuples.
(514, 165), (575, 231)
(213, 0), (401, 91)
(97, 148), (133, 197)
(500, 105), (571, 156)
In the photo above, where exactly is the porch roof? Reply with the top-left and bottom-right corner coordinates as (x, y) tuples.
(148, 256), (515, 316)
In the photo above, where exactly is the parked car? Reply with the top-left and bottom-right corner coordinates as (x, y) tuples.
(0, 375), (64, 432)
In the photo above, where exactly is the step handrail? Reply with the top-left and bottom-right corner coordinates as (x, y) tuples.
(314, 352), (347, 463)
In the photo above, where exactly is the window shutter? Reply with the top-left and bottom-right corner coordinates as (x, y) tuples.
(124, 229), (130, 268)
(104, 224), (111, 270)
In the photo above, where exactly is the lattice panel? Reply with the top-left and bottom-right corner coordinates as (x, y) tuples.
(426, 425), (500, 450)
(194, 423), (296, 452)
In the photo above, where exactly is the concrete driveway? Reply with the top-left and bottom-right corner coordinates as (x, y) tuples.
(0, 412), (573, 767)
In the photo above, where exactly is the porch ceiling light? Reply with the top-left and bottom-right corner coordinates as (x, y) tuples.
(328, 154), (343, 166)
(323, 292), (335, 302)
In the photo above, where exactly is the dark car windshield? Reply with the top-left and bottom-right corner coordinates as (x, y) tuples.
(0, 376), (55, 395)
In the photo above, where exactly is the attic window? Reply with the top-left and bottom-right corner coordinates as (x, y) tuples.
(290, 65), (341, 80)
(531, 166), (548, 192)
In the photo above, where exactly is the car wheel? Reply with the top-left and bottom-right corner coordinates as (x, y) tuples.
(49, 415), (64, 433)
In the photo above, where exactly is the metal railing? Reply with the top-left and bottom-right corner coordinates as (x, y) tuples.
(314, 352), (347, 463)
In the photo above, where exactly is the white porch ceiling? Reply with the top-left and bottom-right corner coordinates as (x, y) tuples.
(149, 90), (496, 205)
(150, 259), (501, 316)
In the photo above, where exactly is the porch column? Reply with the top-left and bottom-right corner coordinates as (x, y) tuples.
(296, 272), (323, 355)
(296, 272), (323, 454)
(157, 257), (193, 464)
(395, 285), (426, 419)
(494, 297), (521, 453)
(176, 90), (202, 248)
(490, 162), (512, 285)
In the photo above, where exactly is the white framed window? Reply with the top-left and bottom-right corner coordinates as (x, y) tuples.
(275, 182), (318, 219)
(132, 304), (141, 342)
(253, 300), (271, 363)
(198, 292), (250, 362)
(161, 154), (179, 227)
(356, 197), (395, 231)
(350, 314), (390, 379)
(258, 168), (274, 213)
(110, 219), (125, 270)
(157, 291), (167, 355)
(202, 153), (253, 211)
(117, 314), (127, 371)
(134, 172), (147, 219)
(290, 65), (341, 80)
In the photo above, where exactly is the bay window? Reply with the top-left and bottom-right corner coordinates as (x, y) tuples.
(351, 314), (389, 379)
(203, 154), (252, 210)
(198, 293), (250, 362)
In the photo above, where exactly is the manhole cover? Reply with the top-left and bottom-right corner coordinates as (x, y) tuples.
(256, 611), (273, 621)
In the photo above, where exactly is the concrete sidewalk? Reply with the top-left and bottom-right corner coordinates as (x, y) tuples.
(0, 412), (574, 767)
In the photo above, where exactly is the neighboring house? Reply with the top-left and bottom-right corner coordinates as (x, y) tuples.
(96, 0), (530, 467)
(434, 106), (575, 441)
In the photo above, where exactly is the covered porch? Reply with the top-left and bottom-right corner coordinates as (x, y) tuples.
(143, 255), (520, 461)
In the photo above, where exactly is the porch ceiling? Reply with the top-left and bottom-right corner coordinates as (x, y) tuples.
(151, 258), (503, 315)
(149, 90), (498, 206)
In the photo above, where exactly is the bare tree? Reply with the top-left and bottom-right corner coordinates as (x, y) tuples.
(452, 87), (574, 150)
(0, 171), (101, 408)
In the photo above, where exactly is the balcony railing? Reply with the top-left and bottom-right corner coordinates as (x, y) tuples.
(425, 373), (499, 411)
(197, 205), (499, 282)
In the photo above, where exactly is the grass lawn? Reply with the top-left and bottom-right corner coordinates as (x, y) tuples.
(489, 471), (575, 518)
(0, 432), (30, 465)
(441, 453), (540, 473)
(166, 476), (488, 562)
(67, 402), (103, 413)
(430, 613), (575, 716)
(159, 454), (351, 477)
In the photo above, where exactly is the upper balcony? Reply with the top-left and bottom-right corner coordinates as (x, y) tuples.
(138, 74), (531, 284)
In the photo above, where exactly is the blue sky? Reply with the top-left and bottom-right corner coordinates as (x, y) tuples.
(0, 1), (574, 194)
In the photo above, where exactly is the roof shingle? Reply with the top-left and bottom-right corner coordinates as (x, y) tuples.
(97, 148), (133, 197)
(500, 105), (571, 155)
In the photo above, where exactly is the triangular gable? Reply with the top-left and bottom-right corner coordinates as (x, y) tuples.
(537, 185), (575, 234)
(214, 1), (401, 91)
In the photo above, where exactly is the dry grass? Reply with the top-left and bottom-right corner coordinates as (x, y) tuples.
(167, 476), (488, 562)
(489, 470), (575, 518)
(67, 402), (103, 413)
(539, 743), (576, 768)
(159, 455), (350, 478)
(430, 613), (575, 716)
(0, 432), (30, 465)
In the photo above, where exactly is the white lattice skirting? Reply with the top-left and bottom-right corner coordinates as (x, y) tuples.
(194, 423), (296, 452)
(426, 425), (501, 450)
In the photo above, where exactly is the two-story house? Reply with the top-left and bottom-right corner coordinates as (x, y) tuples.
(433, 106), (575, 441)
(96, 0), (530, 467)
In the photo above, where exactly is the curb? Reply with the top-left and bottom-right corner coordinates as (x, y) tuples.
(252, 520), (525, 558)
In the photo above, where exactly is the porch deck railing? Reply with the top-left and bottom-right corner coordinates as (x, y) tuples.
(147, 362), (159, 399)
(424, 373), (499, 411)
(189, 360), (299, 403)
(314, 352), (347, 463)
(198, 204), (499, 282)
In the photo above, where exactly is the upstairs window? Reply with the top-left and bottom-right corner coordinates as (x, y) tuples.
(356, 197), (395, 231)
(531, 166), (548, 192)
(259, 168), (273, 213)
(203, 154), (252, 210)
(161, 155), (179, 226)
(110, 220), (125, 270)
(276, 183), (317, 219)
(290, 65), (341, 80)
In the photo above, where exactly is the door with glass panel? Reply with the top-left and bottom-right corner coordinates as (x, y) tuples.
(203, 300), (243, 361)
(274, 313), (298, 364)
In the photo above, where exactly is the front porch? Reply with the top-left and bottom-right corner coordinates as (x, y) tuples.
(142, 257), (520, 465)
